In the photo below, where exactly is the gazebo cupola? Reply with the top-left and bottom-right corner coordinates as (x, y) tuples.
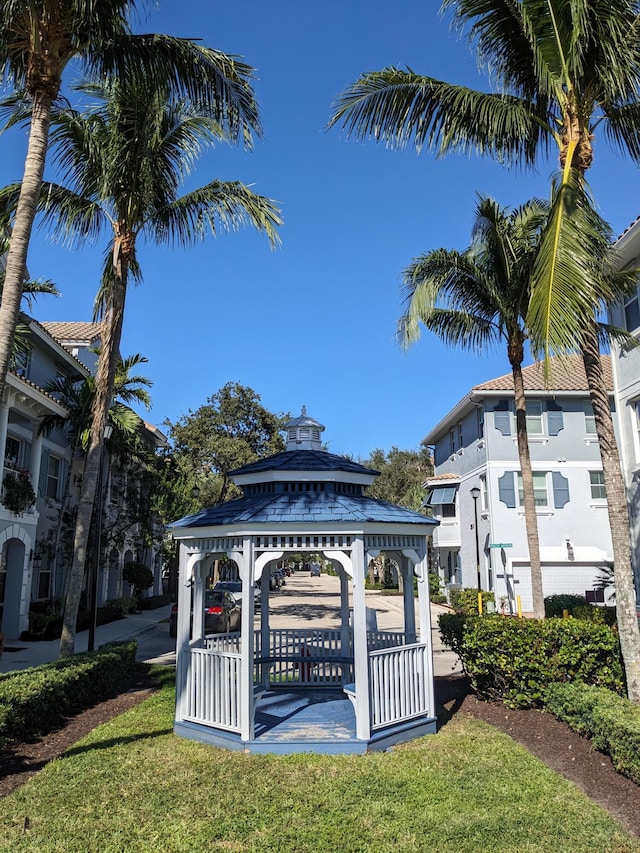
(284, 406), (324, 450)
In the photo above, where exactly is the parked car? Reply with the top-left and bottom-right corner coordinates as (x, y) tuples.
(169, 589), (241, 637)
(214, 580), (261, 610)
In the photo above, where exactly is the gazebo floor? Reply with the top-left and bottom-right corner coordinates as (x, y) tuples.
(174, 688), (437, 755)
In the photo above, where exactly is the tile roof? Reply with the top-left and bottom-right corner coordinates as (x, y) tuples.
(231, 450), (379, 477)
(473, 355), (612, 393)
(40, 321), (101, 343)
(170, 491), (438, 529)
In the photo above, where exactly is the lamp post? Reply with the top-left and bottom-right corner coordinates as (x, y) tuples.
(470, 486), (481, 591)
(88, 422), (113, 652)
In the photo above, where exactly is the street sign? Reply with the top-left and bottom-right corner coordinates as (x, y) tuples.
(489, 543), (512, 549)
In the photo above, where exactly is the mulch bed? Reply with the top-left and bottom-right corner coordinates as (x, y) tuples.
(0, 671), (638, 839)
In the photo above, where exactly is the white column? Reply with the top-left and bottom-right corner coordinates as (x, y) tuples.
(28, 429), (43, 494)
(402, 556), (417, 643)
(338, 563), (350, 658)
(192, 558), (205, 645)
(412, 543), (435, 716)
(175, 546), (199, 722)
(0, 396), (10, 489)
(239, 537), (253, 741)
(351, 537), (371, 740)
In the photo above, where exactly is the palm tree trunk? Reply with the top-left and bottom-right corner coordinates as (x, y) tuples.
(0, 91), (52, 399)
(512, 362), (545, 618)
(581, 322), (640, 702)
(59, 245), (128, 657)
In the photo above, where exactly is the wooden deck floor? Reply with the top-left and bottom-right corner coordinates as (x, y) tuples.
(254, 689), (356, 743)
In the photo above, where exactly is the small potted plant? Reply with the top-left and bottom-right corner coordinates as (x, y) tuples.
(2, 470), (36, 515)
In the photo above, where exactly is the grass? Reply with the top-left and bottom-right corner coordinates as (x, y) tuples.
(0, 669), (638, 853)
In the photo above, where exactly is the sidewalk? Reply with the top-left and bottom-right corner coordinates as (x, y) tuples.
(0, 603), (174, 674)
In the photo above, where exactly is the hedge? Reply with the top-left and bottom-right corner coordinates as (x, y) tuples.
(449, 588), (495, 616)
(439, 613), (624, 708)
(0, 641), (137, 746)
(545, 682), (640, 785)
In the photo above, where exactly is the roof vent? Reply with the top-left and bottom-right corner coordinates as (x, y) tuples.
(284, 406), (325, 451)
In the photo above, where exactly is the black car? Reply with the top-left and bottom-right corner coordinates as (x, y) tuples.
(169, 589), (241, 637)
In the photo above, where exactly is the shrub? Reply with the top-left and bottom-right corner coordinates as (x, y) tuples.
(428, 573), (441, 597)
(431, 594), (448, 605)
(449, 588), (495, 615)
(139, 593), (173, 610)
(438, 613), (624, 708)
(544, 594), (587, 618)
(572, 604), (617, 627)
(123, 561), (154, 593)
(1, 469), (36, 514)
(545, 682), (640, 785)
(0, 641), (137, 746)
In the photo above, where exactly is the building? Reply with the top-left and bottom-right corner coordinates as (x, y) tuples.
(609, 216), (640, 592)
(423, 357), (615, 613)
(0, 316), (166, 640)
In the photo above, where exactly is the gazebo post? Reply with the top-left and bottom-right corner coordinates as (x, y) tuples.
(238, 537), (254, 740)
(413, 545), (435, 715)
(402, 556), (417, 644)
(351, 537), (371, 740)
(337, 563), (350, 665)
(175, 546), (198, 722)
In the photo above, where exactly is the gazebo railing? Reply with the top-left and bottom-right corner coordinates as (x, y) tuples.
(183, 646), (242, 732)
(255, 628), (353, 686)
(368, 642), (429, 730)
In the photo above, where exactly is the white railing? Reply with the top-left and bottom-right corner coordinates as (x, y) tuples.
(367, 630), (407, 651)
(205, 633), (241, 654)
(184, 646), (242, 731)
(368, 643), (429, 730)
(260, 628), (353, 685)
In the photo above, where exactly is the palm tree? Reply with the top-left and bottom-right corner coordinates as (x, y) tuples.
(0, 0), (263, 431)
(399, 195), (549, 618)
(22, 73), (280, 656)
(330, 0), (640, 702)
(41, 353), (153, 604)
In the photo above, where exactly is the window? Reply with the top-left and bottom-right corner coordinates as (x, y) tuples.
(46, 455), (61, 500)
(584, 401), (596, 435)
(10, 347), (31, 378)
(426, 484), (458, 518)
(476, 407), (484, 440)
(480, 475), (488, 509)
(517, 472), (549, 507)
(457, 421), (463, 448)
(590, 471), (606, 500)
(449, 429), (456, 454)
(4, 436), (22, 468)
(625, 291), (640, 332)
(526, 400), (544, 435)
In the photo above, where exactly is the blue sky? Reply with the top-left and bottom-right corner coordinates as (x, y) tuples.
(2, 1), (639, 459)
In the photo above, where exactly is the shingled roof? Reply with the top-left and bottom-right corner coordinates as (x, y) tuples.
(230, 449), (378, 477)
(40, 321), (101, 344)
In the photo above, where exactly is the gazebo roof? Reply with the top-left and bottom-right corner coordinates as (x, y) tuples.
(170, 489), (436, 529)
(230, 449), (378, 477)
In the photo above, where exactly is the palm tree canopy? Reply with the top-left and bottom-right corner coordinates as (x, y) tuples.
(20, 75), (281, 269)
(331, 0), (640, 361)
(398, 195), (549, 364)
(0, 0), (262, 146)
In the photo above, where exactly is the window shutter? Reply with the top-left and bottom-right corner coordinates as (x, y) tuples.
(38, 449), (49, 498)
(547, 400), (564, 436)
(552, 471), (570, 508)
(493, 401), (511, 436)
(498, 471), (516, 508)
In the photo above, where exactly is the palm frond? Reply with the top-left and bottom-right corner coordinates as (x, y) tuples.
(329, 67), (548, 165)
(152, 181), (282, 249)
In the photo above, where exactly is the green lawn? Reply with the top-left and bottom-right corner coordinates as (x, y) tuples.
(0, 669), (637, 853)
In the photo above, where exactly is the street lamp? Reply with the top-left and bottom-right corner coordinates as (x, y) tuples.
(88, 422), (114, 652)
(470, 486), (481, 591)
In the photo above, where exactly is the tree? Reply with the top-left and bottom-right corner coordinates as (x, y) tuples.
(361, 445), (433, 512)
(330, 0), (640, 701)
(19, 70), (280, 656)
(166, 382), (287, 508)
(41, 353), (153, 602)
(398, 195), (549, 617)
(0, 0), (263, 423)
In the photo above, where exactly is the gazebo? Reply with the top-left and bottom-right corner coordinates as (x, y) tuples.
(169, 409), (439, 754)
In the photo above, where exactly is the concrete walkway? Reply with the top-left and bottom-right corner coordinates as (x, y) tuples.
(0, 572), (462, 678)
(0, 603), (174, 674)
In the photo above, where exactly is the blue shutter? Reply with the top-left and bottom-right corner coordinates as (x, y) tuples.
(552, 472), (570, 508)
(38, 449), (49, 499)
(547, 401), (564, 436)
(493, 401), (511, 436)
(498, 471), (516, 508)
